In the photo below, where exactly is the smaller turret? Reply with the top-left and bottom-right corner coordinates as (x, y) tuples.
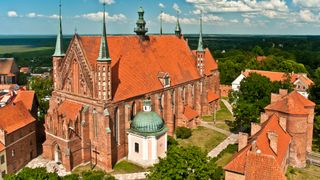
(175, 12), (182, 37)
(134, 7), (148, 36)
(196, 11), (205, 77)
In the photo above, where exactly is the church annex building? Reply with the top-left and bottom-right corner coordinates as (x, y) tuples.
(43, 4), (220, 171)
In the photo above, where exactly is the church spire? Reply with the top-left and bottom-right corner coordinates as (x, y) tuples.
(53, 0), (65, 57)
(175, 12), (182, 37)
(197, 11), (204, 52)
(134, 7), (148, 36)
(160, 11), (163, 35)
(97, 3), (111, 61)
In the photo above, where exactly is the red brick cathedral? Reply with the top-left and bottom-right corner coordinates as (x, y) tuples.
(43, 4), (220, 171)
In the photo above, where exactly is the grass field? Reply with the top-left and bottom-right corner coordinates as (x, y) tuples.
(177, 126), (227, 152)
(215, 144), (238, 167)
(286, 165), (320, 180)
(0, 45), (53, 54)
(112, 160), (146, 174)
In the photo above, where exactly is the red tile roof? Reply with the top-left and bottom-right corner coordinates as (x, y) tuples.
(78, 35), (218, 102)
(20, 67), (30, 73)
(183, 106), (199, 120)
(0, 84), (17, 90)
(0, 58), (14, 75)
(57, 100), (83, 121)
(256, 56), (267, 62)
(224, 114), (291, 177)
(0, 101), (36, 133)
(245, 152), (286, 180)
(13, 90), (35, 111)
(265, 91), (315, 115)
(243, 70), (313, 86)
(207, 91), (219, 103)
(191, 49), (218, 76)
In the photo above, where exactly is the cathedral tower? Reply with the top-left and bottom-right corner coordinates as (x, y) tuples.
(196, 12), (205, 77)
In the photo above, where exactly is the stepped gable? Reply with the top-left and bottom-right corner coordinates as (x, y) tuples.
(265, 91), (315, 115)
(0, 101), (35, 133)
(79, 35), (218, 102)
(224, 114), (291, 177)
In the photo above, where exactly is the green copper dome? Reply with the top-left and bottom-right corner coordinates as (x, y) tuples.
(129, 100), (168, 136)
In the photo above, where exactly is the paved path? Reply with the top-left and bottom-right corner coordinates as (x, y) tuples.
(114, 172), (149, 180)
(208, 133), (237, 158)
(25, 156), (70, 177)
(201, 121), (231, 136)
(221, 99), (233, 115)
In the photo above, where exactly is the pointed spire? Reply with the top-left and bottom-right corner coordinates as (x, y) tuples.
(175, 11), (181, 37)
(97, 3), (111, 61)
(134, 7), (148, 36)
(197, 11), (204, 52)
(53, 0), (65, 57)
(160, 11), (163, 35)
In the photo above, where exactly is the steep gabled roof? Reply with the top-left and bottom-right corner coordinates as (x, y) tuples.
(57, 100), (83, 122)
(192, 49), (218, 76)
(78, 35), (218, 102)
(0, 101), (35, 133)
(13, 90), (35, 111)
(224, 114), (291, 178)
(207, 91), (219, 103)
(0, 58), (14, 75)
(183, 106), (199, 120)
(265, 91), (315, 115)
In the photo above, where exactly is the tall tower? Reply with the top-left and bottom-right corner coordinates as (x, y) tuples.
(97, 3), (112, 101)
(52, 0), (65, 90)
(196, 12), (205, 77)
(175, 12), (182, 37)
(160, 11), (163, 35)
(134, 7), (148, 36)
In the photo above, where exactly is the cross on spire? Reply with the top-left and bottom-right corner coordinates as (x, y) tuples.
(97, 2), (111, 61)
(53, 0), (65, 57)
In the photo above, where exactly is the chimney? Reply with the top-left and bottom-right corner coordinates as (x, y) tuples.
(251, 122), (261, 136)
(260, 113), (269, 124)
(271, 93), (282, 103)
(267, 131), (278, 154)
(251, 140), (257, 152)
(279, 89), (288, 96)
(279, 117), (287, 131)
(238, 132), (248, 151)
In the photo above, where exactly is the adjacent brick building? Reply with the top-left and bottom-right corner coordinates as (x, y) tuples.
(0, 58), (19, 85)
(224, 90), (316, 179)
(0, 101), (37, 176)
(43, 5), (220, 172)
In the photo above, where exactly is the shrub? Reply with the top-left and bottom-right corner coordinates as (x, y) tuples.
(167, 136), (178, 147)
(62, 174), (79, 180)
(175, 127), (192, 139)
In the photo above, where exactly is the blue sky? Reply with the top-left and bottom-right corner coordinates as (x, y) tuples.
(1, 0), (320, 35)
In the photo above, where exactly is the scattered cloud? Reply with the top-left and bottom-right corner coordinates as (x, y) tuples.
(173, 3), (181, 13)
(26, 12), (44, 18)
(160, 12), (223, 25)
(7, 11), (18, 17)
(293, 0), (320, 8)
(99, 0), (115, 5)
(243, 18), (251, 25)
(79, 11), (126, 22)
(299, 9), (319, 22)
(159, 3), (165, 8)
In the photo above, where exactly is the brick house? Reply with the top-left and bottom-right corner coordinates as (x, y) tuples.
(42, 5), (220, 172)
(0, 58), (19, 85)
(224, 90), (315, 179)
(0, 101), (37, 176)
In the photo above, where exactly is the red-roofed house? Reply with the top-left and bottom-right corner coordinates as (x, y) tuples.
(224, 89), (316, 179)
(231, 69), (314, 98)
(0, 102), (37, 176)
(0, 58), (19, 86)
(43, 7), (220, 172)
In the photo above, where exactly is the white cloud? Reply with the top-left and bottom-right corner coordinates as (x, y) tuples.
(186, 0), (288, 13)
(299, 9), (319, 22)
(99, 0), (115, 4)
(243, 18), (251, 25)
(8, 11), (18, 17)
(293, 0), (320, 8)
(49, 14), (60, 19)
(26, 12), (44, 18)
(160, 12), (223, 25)
(173, 3), (181, 13)
(230, 19), (239, 23)
(159, 3), (165, 8)
(80, 11), (126, 22)
(262, 10), (277, 18)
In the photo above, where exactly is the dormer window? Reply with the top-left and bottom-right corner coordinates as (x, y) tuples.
(158, 72), (170, 88)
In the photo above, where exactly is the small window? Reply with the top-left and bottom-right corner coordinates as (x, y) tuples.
(134, 143), (139, 153)
(1, 155), (4, 164)
(11, 150), (15, 157)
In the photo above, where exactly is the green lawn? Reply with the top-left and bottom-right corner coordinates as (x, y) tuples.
(0, 45), (53, 54)
(177, 126), (227, 152)
(286, 165), (320, 180)
(72, 164), (103, 175)
(112, 160), (146, 174)
(214, 144), (238, 167)
(203, 102), (233, 122)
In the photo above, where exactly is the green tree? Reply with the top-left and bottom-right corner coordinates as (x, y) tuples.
(17, 72), (30, 86)
(147, 146), (223, 180)
(252, 45), (264, 56)
(4, 167), (59, 180)
(28, 76), (53, 121)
